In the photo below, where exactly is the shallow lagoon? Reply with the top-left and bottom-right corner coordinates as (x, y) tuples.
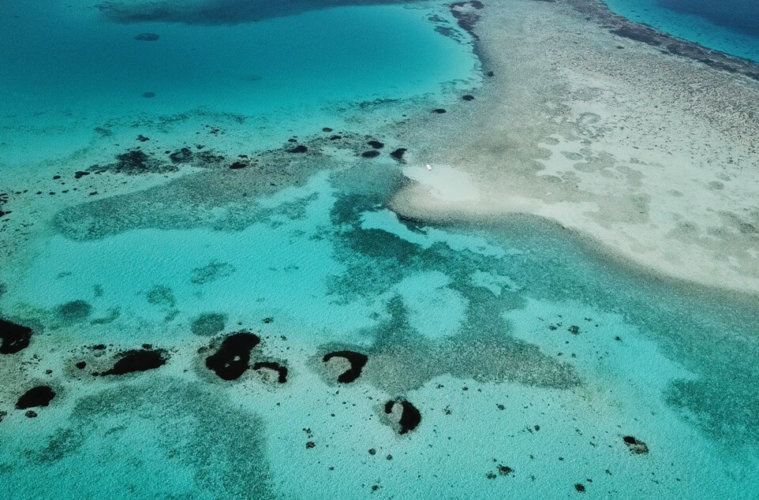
(1, 1), (759, 498)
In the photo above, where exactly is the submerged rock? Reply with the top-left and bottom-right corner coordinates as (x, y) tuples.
(384, 399), (421, 434)
(288, 145), (308, 154)
(390, 148), (407, 162)
(252, 361), (288, 383)
(134, 32), (160, 41)
(205, 332), (260, 380)
(622, 435), (649, 454)
(91, 149), (175, 175)
(0, 319), (33, 354)
(16, 386), (56, 409)
(323, 350), (368, 383)
(169, 147), (193, 164)
(102, 349), (167, 376)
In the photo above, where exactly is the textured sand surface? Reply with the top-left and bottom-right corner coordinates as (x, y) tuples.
(391, 0), (759, 293)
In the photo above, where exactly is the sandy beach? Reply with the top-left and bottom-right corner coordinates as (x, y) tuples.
(390, 0), (759, 294)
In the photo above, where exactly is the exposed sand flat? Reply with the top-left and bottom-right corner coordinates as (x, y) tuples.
(391, 0), (759, 294)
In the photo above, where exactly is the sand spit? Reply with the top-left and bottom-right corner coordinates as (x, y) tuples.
(390, 0), (759, 294)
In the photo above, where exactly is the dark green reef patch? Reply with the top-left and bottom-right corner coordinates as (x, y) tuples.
(89, 149), (179, 175)
(54, 134), (380, 241)
(145, 285), (176, 307)
(55, 300), (92, 323)
(34, 378), (272, 497)
(191, 313), (227, 337)
(190, 261), (236, 285)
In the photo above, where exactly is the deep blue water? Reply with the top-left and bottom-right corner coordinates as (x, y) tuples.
(605, 0), (759, 62)
(660, 0), (759, 36)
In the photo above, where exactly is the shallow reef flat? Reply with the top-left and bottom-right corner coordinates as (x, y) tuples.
(2, 161), (758, 497)
(391, 0), (759, 294)
(1, 0), (759, 499)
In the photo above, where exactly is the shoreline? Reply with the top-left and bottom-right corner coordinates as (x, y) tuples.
(389, 0), (759, 294)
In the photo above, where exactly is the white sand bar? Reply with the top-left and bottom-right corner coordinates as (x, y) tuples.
(391, 0), (759, 294)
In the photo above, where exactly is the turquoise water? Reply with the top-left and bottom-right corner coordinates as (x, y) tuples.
(1, 1), (759, 499)
(604, 0), (759, 62)
(0, 1), (477, 167)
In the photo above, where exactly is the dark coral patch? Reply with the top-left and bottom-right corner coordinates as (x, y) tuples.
(390, 148), (407, 162)
(361, 150), (381, 158)
(16, 386), (56, 410)
(205, 332), (260, 380)
(169, 147), (193, 164)
(91, 149), (175, 175)
(288, 145), (308, 154)
(56, 300), (92, 322)
(101, 349), (167, 376)
(191, 313), (227, 337)
(0, 319), (33, 354)
(367, 140), (384, 149)
(252, 361), (288, 383)
(622, 435), (649, 454)
(384, 399), (421, 434)
(323, 350), (368, 383)
(432, 108), (446, 114)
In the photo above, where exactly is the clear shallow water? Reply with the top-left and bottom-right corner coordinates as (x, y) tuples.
(0, 1), (477, 167)
(604, 0), (759, 62)
(1, 1), (759, 499)
(2, 161), (759, 497)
